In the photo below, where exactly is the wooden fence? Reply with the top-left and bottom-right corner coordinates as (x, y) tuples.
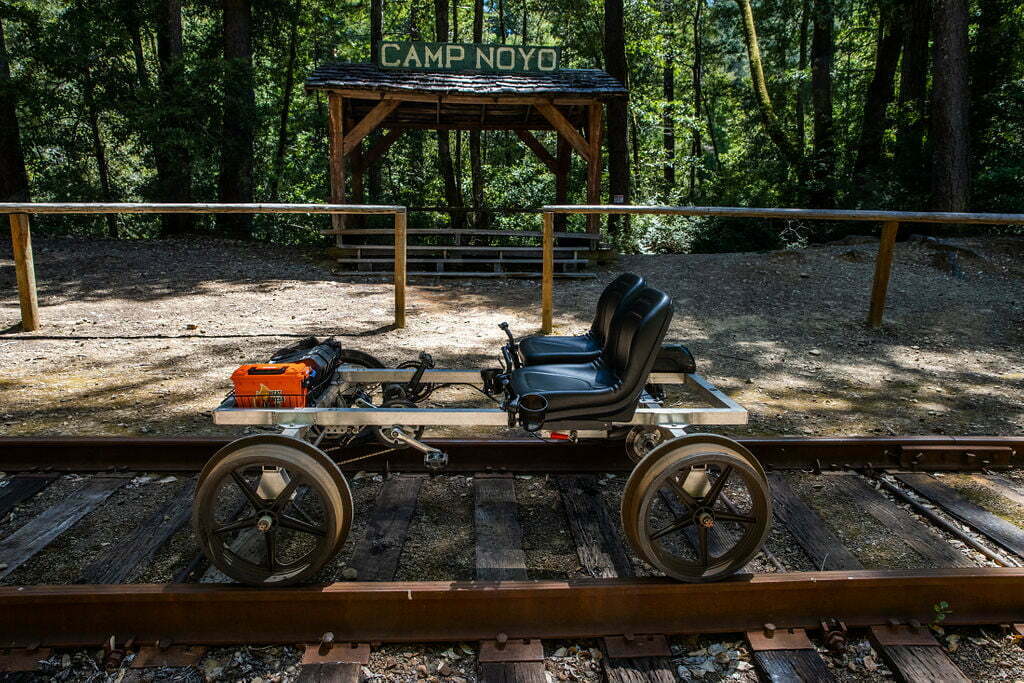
(540, 205), (1024, 333)
(2, 203), (408, 332)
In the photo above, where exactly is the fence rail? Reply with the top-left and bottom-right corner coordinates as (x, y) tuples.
(539, 205), (1024, 332)
(3, 203), (408, 332)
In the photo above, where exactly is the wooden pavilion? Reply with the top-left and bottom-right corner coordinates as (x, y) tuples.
(304, 62), (628, 237)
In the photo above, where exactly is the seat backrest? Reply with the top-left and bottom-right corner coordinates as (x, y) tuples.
(590, 273), (646, 347)
(603, 286), (674, 389)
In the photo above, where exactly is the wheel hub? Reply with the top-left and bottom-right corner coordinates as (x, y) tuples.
(697, 510), (715, 528)
(256, 513), (274, 533)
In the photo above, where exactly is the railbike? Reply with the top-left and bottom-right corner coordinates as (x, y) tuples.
(195, 274), (772, 586)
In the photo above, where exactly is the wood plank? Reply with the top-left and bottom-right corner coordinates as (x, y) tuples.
(478, 662), (547, 682)
(541, 212), (554, 333)
(602, 658), (675, 683)
(9, 213), (39, 332)
(970, 473), (1024, 508)
(295, 662), (361, 683)
(766, 473), (862, 570)
(0, 476), (56, 518)
(393, 211), (406, 329)
(896, 472), (1024, 557)
(514, 130), (558, 173)
(0, 477), (124, 580)
(833, 473), (973, 568)
(474, 475), (527, 581)
(534, 103), (592, 162)
(867, 220), (899, 327)
(879, 645), (968, 682)
(752, 650), (837, 682)
(349, 474), (423, 581)
(77, 479), (196, 584)
(342, 100), (401, 156)
(555, 475), (634, 578)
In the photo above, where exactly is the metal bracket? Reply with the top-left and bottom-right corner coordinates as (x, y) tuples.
(131, 645), (207, 668)
(479, 635), (544, 662)
(603, 634), (671, 659)
(301, 642), (371, 665)
(746, 624), (814, 651)
(0, 647), (51, 673)
(869, 623), (939, 647)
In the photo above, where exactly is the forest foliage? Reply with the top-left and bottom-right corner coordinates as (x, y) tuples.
(0, 0), (1021, 252)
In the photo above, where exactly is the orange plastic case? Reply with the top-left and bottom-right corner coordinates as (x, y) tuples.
(231, 363), (312, 408)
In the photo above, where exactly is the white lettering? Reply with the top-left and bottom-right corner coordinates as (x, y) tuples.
(537, 48), (557, 71)
(403, 46), (422, 67)
(446, 44), (465, 66)
(475, 46), (494, 69)
(517, 47), (536, 69)
(496, 46), (515, 69)
(423, 45), (443, 67)
(380, 42), (402, 67)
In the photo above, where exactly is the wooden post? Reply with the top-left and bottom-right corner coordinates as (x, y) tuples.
(327, 93), (346, 243)
(867, 221), (899, 328)
(542, 211), (554, 333)
(585, 103), (603, 235)
(393, 210), (407, 329)
(9, 213), (39, 331)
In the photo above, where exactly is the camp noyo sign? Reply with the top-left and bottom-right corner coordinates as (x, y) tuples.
(376, 41), (561, 74)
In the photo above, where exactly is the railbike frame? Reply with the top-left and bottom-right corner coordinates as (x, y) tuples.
(213, 366), (748, 430)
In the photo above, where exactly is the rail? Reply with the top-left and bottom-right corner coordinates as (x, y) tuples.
(540, 205), (1024, 332)
(2, 202), (408, 331)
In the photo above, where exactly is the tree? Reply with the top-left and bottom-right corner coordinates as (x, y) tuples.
(605, 0), (629, 237)
(435, 0), (466, 228)
(896, 0), (930, 194)
(155, 0), (193, 234)
(0, 14), (29, 202)
(662, 0), (675, 198)
(218, 0), (255, 237)
(469, 0), (484, 228)
(854, 1), (903, 176)
(808, 0), (835, 208)
(930, 0), (970, 212)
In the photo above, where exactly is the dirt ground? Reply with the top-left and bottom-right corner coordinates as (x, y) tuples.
(1, 233), (1022, 438)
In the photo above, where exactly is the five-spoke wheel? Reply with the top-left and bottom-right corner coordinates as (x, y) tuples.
(621, 435), (771, 582)
(193, 436), (351, 586)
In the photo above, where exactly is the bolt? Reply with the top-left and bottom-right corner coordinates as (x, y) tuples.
(697, 512), (715, 528)
(496, 633), (508, 650)
(318, 632), (335, 656)
(256, 514), (274, 532)
(763, 623), (776, 638)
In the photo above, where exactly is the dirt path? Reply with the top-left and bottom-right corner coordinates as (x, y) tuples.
(1, 234), (1021, 438)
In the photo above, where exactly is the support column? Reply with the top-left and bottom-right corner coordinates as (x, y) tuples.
(327, 93), (346, 244)
(867, 221), (899, 328)
(555, 135), (570, 232)
(542, 211), (554, 334)
(585, 103), (603, 235)
(393, 211), (407, 329)
(9, 213), (39, 332)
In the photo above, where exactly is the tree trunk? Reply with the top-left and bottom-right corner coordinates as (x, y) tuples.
(854, 5), (903, 174)
(435, 0), (466, 228)
(470, 0), (484, 228)
(368, 0), (383, 201)
(218, 0), (255, 237)
(82, 66), (117, 237)
(155, 0), (193, 235)
(809, 0), (835, 208)
(970, 0), (1015, 166)
(498, 0), (505, 42)
(605, 0), (629, 238)
(930, 0), (970, 212)
(662, 0), (675, 199)
(795, 0), (808, 154)
(123, 1), (150, 90)
(896, 0), (930, 192)
(270, 0), (301, 202)
(689, 0), (703, 200)
(733, 0), (802, 170)
(521, 0), (528, 42)
(0, 15), (30, 202)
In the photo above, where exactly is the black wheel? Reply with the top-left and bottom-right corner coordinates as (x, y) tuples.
(621, 436), (771, 582)
(193, 436), (352, 586)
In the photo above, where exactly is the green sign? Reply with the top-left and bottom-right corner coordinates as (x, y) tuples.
(376, 41), (561, 74)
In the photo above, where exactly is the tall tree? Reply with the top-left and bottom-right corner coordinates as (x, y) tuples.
(368, 0), (384, 202)
(969, 0), (1016, 167)
(689, 0), (704, 200)
(795, 0), (809, 153)
(269, 0), (301, 202)
(155, 0), (193, 234)
(662, 0), (675, 198)
(895, 0), (930, 192)
(218, 0), (255, 237)
(469, 0), (484, 228)
(0, 14), (29, 202)
(809, 0), (835, 208)
(930, 0), (970, 212)
(605, 0), (630, 237)
(853, 1), (903, 176)
(435, 0), (465, 228)
(81, 63), (117, 237)
(734, 0), (802, 169)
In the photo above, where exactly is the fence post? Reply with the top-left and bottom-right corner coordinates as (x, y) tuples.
(393, 210), (406, 328)
(9, 213), (39, 332)
(867, 221), (899, 328)
(542, 211), (554, 333)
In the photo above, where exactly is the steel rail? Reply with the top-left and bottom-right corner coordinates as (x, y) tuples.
(0, 435), (1018, 473)
(2, 569), (1022, 647)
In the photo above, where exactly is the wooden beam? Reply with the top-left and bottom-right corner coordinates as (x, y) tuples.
(585, 103), (603, 235)
(534, 102), (592, 162)
(542, 211), (554, 333)
(867, 221), (899, 327)
(342, 100), (401, 156)
(9, 213), (39, 331)
(393, 211), (406, 329)
(361, 129), (403, 168)
(515, 130), (558, 173)
(307, 88), (604, 107)
(327, 93), (346, 237)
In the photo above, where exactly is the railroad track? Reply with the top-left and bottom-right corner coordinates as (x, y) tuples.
(0, 436), (1022, 682)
